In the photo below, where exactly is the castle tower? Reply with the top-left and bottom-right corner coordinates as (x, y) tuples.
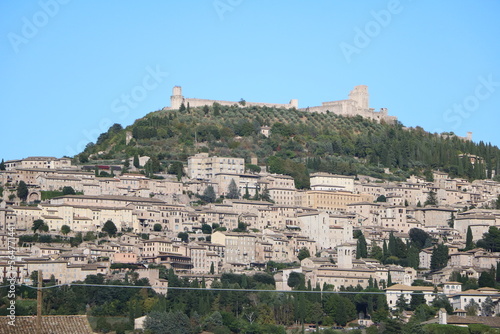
(170, 86), (183, 110)
(466, 132), (473, 141)
(348, 85), (369, 110)
(125, 131), (133, 145)
(337, 244), (355, 269)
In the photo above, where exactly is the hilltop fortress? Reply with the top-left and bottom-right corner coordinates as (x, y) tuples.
(168, 86), (298, 110)
(300, 85), (397, 124)
(166, 85), (397, 123)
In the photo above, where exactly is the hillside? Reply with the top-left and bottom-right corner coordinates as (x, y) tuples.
(77, 103), (500, 186)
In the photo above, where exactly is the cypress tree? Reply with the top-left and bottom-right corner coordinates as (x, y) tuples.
(388, 232), (397, 257)
(466, 226), (474, 250)
(430, 244), (449, 271)
(356, 233), (368, 259)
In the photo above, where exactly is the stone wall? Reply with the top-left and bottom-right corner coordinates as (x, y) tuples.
(167, 86), (297, 110)
(166, 85), (397, 124)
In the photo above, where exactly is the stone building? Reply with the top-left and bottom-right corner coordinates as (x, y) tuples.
(187, 153), (244, 180)
(299, 85), (397, 124)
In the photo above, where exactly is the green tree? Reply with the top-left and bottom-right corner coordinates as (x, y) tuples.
(465, 226), (474, 250)
(62, 186), (76, 195)
(202, 186), (216, 203)
(133, 154), (140, 168)
(407, 245), (420, 269)
(203, 105), (210, 116)
(267, 156), (310, 189)
(144, 311), (191, 334)
(210, 262), (215, 275)
(32, 219), (48, 233)
(424, 191), (438, 206)
(356, 233), (368, 259)
(430, 244), (449, 271)
(260, 187), (272, 202)
(287, 272), (305, 289)
(388, 232), (397, 257)
(144, 156), (162, 177)
(167, 161), (185, 181)
(17, 181), (28, 201)
(477, 226), (500, 252)
(409, 228), (432, 250)
(465, 299), (479, 316)
(153, 223), (162, 232)
(447, 213), (455, 228)
(213, 102), (220, 116)
(481, 296), (495, 316)
(245, 164), (261, 174)
(61, 225), (71, 235)
(226, 179), (240, 199)
(102, 220), (117, 237)
(370, 243), (383, 262)
(177, 232), (189, 243)
(412, 304), (435, 323)
(0, 159), (5, 170)
(242, 184), (250, 200)
(297, 247), (311, 261)
(201, 223), (212, 234)
(496, 262), (500, 282)
(383, 240), (388, 260)
(431, 294), (453, 314)
(323, 294), (356, 326)
(376, 195), (387, 202)
(478, 270), (496, 288)
(395, 294), (409, 312)
(409, 291), (426, 310)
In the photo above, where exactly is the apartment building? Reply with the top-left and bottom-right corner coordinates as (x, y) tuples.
(187, 153), (244, 179)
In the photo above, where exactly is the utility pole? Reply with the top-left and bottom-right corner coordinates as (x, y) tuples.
(37, 270), (42, 334)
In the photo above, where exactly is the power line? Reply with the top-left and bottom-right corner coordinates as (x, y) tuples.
(0, 283), (455, 296)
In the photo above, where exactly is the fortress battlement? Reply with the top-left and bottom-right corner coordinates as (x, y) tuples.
(166, 86), (298, 111)
(165, 85), (397, 124)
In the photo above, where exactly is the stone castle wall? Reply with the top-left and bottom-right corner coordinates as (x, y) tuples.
(165, 85), (397, 124)
(177, 98), (297, 110)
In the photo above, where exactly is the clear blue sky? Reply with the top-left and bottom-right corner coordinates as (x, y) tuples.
(1, 1), (499, 161)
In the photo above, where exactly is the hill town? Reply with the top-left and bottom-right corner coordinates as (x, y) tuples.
(2, 90), (500, 333)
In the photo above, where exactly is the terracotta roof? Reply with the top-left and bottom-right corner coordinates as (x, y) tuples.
(386, 283), (440, 292)
(0, 315), (93, 334)
(447, 315), (500, 328)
